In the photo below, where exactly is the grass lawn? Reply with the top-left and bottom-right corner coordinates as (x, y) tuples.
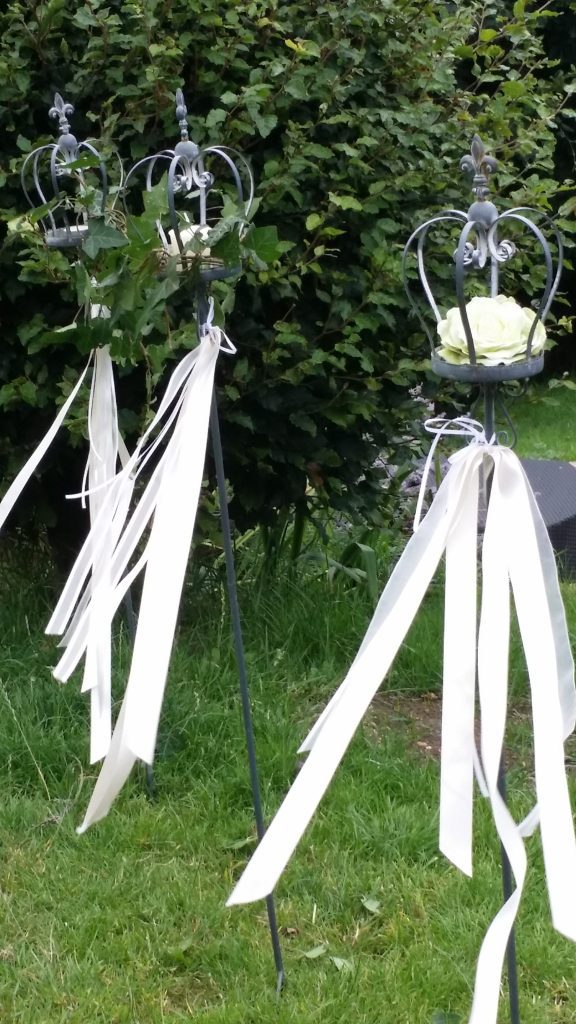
(1, 385), (576, 1023)
(502, 380), (576, 462)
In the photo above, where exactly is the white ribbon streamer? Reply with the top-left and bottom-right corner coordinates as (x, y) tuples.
(0, 356), (92, 534)
(0, 329), (124, 763)
(227, 422), (576, 1024)
(41, 290), (126, 762)
(76, 315), (233, 831)
(47, 338), (217, 766)
(83, 345), (121, 762)
(48, 306), (233, 666)
(439, 446), (479, 877)
(47, 345), (203, 645)
(0, 287), (124, 763)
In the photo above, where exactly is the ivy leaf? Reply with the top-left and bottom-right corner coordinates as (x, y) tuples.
(65, 152), (102, 172)
(83, 219), (128, 258)
(212, 230), (241, 266)
(142, 178), (169, 219)
(116, 276), (138, 313)
(246, 225), (281, 264)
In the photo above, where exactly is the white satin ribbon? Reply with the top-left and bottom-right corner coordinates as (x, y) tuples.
(227, 420), (576, 1024)
(47, 348), (198, 764)
(40, 291), (126, 762)
(76, 314), (233, 831)
(47, 339), (213, 767)
(0, 317), (123, 763)
(83, 344), (121, 762)
(0, 288), (124, 763)
(0, 356), (92, 534)
(48, 314), (235, 712)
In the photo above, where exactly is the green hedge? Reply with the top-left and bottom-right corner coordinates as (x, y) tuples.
(0, 0), (574, 541)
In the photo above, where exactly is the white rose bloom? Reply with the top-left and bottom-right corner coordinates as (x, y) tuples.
(436, 294), (546, 366)
(165, 224), (211, 260)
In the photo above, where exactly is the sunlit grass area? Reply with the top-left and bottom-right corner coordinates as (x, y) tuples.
(510, 380), (576, 461)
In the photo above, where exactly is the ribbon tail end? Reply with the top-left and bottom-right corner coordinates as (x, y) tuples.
(439, 840), (473, 878)
(227, 879), (273, 907)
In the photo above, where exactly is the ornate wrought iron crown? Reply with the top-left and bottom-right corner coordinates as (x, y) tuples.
(21, 92), (108, 249)
(402, 134), (563, 384)
(123, 89), (254, 281)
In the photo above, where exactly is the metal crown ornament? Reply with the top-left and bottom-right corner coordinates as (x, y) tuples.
(21, 92), (108, 249)
(402, 134), (563, 384)
(124, 88), (254, 281)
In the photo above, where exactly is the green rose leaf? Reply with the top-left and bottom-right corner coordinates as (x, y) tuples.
(251, 110), (278, 139)
(328, 192), (362, 212)
(205, 108), (227, 129)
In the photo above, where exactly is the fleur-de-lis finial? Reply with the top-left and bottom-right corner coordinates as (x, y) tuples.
(460, 135), (498, 200)
(49, 92), (75, 135)
(173, 88), (199, 163)
(175, 88), (189, 142)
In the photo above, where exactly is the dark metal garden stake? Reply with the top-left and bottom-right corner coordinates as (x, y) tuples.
(209, 385), (286, 994)
(497, 760), (521, 1024)
(484, 382), (520, 1024)
(123, 92), (285, 991)
(404, 133), (563, 1024)
(22, 88), (284, 987)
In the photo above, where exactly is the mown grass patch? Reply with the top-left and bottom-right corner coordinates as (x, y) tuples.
(1, 383), (576, 1022)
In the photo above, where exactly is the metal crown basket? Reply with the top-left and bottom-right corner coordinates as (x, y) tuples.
(402, 135), (563, 384)
(21, 92), (109, 250)
(123, 89), (254, 282)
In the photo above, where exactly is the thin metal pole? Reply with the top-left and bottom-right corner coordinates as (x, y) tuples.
(484, 384), (495, 440)
(484, 383), (521, 1024)
(497, 760), (521, 1024)
(209, 394), (285, 993)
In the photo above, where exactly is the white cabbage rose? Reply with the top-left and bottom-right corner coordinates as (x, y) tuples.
(436, 295), (546, 366)
(165, 224), (211, 264)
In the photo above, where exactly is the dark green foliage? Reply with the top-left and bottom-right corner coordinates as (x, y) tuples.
(0, 0), (574, 538)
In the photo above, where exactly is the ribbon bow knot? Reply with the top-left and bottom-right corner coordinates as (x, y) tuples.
(201, 297), (237, 356)
(413, 416), (493, 531)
